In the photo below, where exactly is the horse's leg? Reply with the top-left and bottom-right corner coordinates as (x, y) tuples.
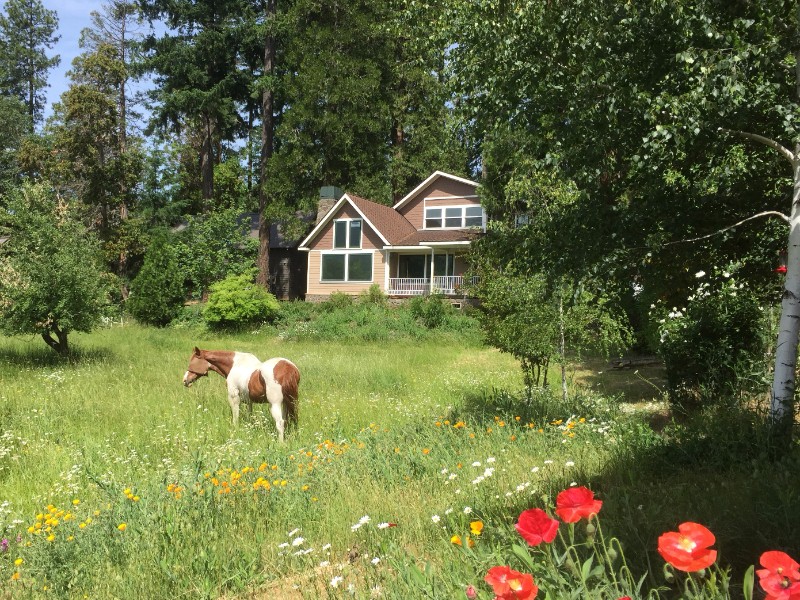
(270, 401), (285, 443)
(229, 392), (241, 426)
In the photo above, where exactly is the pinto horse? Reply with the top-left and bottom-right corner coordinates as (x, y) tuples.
(183, 347), (300, 441)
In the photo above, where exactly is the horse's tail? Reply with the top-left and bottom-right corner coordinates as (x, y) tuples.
(274, 359), (300, 428)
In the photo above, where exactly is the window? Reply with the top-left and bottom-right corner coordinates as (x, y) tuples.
(399, 255), (427, 278)
(433, 254), (455, 277)
(424, 206), (484, 229)
(425, 208), (442, 229)
(321, 252), (373, 282)
(333, 219), (362, 248)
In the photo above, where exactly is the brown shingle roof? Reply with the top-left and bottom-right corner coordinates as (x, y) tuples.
(347, 194), (417, 245)
(398, 229), (483, 245)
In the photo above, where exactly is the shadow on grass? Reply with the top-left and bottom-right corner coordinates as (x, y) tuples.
(0, 344), (116, 368)
(449, 385), (798, 598)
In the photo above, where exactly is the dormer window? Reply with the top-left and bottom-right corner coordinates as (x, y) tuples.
(424, 206), (484, 229)
(333, 219), (362, 248)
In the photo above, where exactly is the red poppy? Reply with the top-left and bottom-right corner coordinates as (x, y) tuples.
(515, 508), (559, 546)
(657, 522), (717, 572)
(555, 487), (603, 523)
(484, 566), (538, 600)
(775, 266), (788, 274)
(757, 551), (800, 600)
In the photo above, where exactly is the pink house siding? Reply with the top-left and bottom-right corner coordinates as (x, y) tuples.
(397, 179), (480, 229)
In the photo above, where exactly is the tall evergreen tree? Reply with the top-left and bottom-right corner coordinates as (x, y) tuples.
(0, 0), (59, 129)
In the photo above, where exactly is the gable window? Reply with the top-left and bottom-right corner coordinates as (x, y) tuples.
(321, 252), (373, 282)
(333, 219), (362, 248)
(424, 206), (484, 229)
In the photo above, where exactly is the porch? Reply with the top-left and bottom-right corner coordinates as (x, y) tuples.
(386, 275), (478, 296)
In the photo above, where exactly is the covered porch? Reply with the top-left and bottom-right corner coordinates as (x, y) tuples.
(384, 244), (477, 296)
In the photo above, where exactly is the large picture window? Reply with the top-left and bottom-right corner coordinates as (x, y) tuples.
(321, 252), (373, 282)
(424, 206), (484, 229)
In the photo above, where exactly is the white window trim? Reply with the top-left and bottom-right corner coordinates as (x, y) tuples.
(424, 205), (485, 230)
(333, 218), (363, 249)
(319, 250), (374, 283)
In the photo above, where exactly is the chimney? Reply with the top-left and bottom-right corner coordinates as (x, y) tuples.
(317, 185), (343, 224)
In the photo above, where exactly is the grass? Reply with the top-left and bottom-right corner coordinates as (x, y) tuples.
(0, 324), (798, 599)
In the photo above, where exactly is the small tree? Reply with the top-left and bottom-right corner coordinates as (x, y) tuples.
(127, 232), (185, 326)
(0, 184), (109, 354)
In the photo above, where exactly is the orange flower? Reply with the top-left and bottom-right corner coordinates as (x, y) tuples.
(484, 566), (538, 599)
(657, 522), (717, 572)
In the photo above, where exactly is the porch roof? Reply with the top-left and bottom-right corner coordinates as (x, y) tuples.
(396, 228), (483, 246)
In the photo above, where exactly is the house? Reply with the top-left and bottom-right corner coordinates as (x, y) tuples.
(299, 171), (483, 302)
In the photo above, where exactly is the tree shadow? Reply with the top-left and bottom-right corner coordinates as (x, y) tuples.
(0, 344), (116, 368)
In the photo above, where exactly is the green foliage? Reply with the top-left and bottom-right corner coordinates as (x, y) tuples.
(654, 270), (769, 411)
(127, 233), (186, 327)
(0, 0), (60, 127)
(172, 207), (257, 299)
(0, 184), (109, 354)
(203, 270), (280, 329)
(359, 283), (388, 307)
(321, 291), (355, 312)
(409, 294), (452, 329)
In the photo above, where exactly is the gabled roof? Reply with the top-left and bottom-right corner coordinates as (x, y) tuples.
(299, 193), (412, 249)
(392, 171), (479, 211)
(397, 229), (483, 246)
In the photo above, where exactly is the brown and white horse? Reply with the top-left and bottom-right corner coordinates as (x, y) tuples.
(183, 347), (300, 441)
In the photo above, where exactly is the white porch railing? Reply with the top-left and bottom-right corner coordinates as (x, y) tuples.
(387, 276), (477, 296)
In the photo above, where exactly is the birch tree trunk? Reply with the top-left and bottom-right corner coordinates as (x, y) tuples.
(770, 149), (800, 447)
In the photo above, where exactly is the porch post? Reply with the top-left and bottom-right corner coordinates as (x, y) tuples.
(429, 248), (435, 295)
(384, 250), (390, 293)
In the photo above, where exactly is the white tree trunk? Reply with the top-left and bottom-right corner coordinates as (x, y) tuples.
(770, 152), (800, 433)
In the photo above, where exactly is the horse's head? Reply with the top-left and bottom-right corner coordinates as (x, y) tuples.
(183, 347), (210, 387)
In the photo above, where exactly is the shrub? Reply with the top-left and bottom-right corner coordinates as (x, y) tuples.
(127, 234), (186, 327)
(203, 270), (280, 329)
(359, 283), (388, 306)
(321, 291), (354, 311)
(409, 294), (451, 328)
(655, 270), (768, 410)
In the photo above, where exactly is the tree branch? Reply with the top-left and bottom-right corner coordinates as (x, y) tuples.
(660, 211), (790, 247)
(718, 128), (795, 163)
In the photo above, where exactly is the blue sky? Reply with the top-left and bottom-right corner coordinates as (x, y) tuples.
(41, 0), (103, 117)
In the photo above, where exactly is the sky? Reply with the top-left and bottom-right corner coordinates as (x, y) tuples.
(41, 0), (104, 118)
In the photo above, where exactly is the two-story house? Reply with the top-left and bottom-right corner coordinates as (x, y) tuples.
(298, 171), (483, 302)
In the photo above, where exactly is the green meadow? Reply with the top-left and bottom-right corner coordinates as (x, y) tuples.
(0, 324), (798, 599)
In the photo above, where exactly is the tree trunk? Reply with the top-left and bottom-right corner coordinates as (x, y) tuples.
(42, 325), (69, 355)
(770, 147), (800, 450)
(256, 0), (277, 288)
(559, 293), (568, 403)
(200, 114), (214, 203)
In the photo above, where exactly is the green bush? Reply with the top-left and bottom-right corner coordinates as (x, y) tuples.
(321, 291), (354, 311)
(655, 271), (768, 410)
(203, 270), (280, 329)
(127, 234), (186, 327)
(359, 283), (388, 306)
(409, 294), (451, 328)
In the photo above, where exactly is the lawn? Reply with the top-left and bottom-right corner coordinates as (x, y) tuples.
(0, 324), (797, 599)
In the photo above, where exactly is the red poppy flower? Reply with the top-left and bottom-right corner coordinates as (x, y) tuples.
(757, 551), (800, 600)
(775, 266), (788, 274)
(555, 487), (603, 523)
(515, 508), (559, 546)
(657, 522), (717, 572)
(485, 566), (538, 600)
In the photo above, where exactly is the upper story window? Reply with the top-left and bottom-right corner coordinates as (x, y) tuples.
(424, 205), (484, 229)
(333, 219), (362, 248)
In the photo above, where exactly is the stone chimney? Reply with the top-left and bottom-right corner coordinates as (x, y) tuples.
(317, 185), (343, 224)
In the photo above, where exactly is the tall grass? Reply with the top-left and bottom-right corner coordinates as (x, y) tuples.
(0, 324), (797, 599)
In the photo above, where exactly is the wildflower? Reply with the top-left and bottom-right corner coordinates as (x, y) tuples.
(431, 515), (441, 524)
(292, 537), (305, 547)
(470, 521), (484, 536)
(466, 584), (478, 599)
(11, 572), (20, 581)
(756, 550), (800, 599)
(330, 575), (343, 588)
(451, 534), (463, 546)
(484, 565), (538, 600)
(319, 560), (330, 567)
(371, 557), (380, 565)
(14, 558), (23, 566)
(515, 508), (559, 547)
(117, 523), (127, 532)
(555, 486), (602, 523)
(695, 270), (706, 278)
(463, 506), (473, 515)
(657, 522), (717, 572)
(377, 522), (393, 529)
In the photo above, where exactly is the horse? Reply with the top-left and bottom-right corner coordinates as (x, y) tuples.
(182, 347), (300, 442)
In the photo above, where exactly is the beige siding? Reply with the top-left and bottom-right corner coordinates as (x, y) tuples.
(306, 250), (386, 296)
(399, 179), (480, 229)
(309, 204), (384, 251)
